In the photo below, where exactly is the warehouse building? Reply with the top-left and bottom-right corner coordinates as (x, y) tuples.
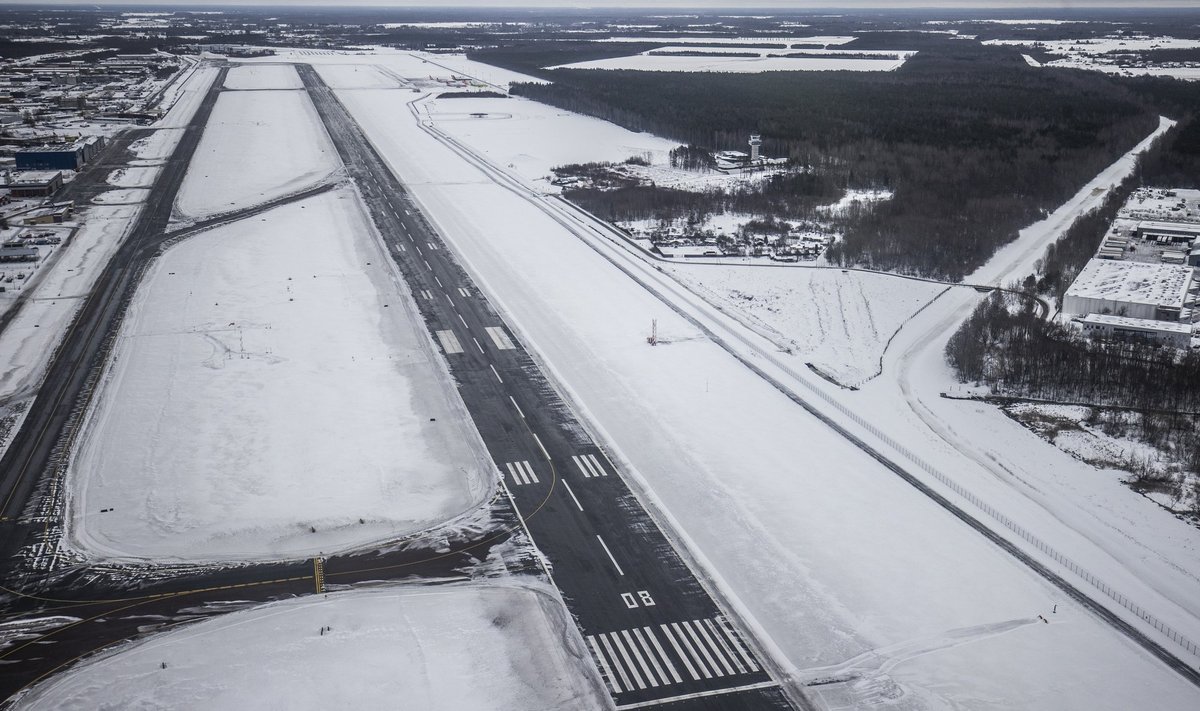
(1062, 258), (1194, 321)
(5, 170), (63, 197)
(1079, 314), (1193, 349)
(14, 136), (104, 172)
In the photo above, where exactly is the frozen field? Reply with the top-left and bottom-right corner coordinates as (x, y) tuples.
(549, 52), (912, 73)
(986, 36), (1200, 80)
(222, 63), (303, 90)
(596, 35), (857, 46)
(424, 95), (676, 186)
(14, 582), (607, 711)
(667, 264), (947, 386)
(328, 61), (1200, 709)
(240, 48), (546, 90)
(65, 187), (493, 562)
(173, 88), (339, 220)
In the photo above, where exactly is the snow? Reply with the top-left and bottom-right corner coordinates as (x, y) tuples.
(222, 63), (303, 90)
(1063, 258), (1192, 311)
(549, 52), (913, 73)
(986, 36), (1200, 80)
(665, 264), (947, 386)
(173, 88), (339, 221)
(13, 582), (608, 711)
(323, 54), (1200, 708)
(595, 35), (857, 46)
(65, 187), (494, 562)
(421, 95), (676, 188)
(238, 47), (546, 90)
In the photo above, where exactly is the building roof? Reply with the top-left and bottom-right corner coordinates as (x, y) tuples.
(1080, 313), (1193, 335)
(7, 170), (62, 185)
(0, 246), (39, 258)
(1064, 258), (1193, 309)
(1138, 220), (1200, 235)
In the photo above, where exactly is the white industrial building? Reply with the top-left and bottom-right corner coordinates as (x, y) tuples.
(1079, 313), (1193, 348)
(1062, 258), (1194, 321)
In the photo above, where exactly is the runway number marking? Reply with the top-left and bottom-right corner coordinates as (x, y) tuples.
(621, 590), (655, 609)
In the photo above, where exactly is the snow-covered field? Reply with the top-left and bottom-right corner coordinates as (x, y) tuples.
(318, 52), (1200, 709)
(65, 187), (493, 562)
(14, 582), (607, 711)
(667, 264), (947, 386)
(222, 63), (303, 90)
(173, 88), (339, 220)
(549, 52), (912, 73)
(421, 95), (676, 187)
(596, 35), (857, 46)
(986, 36), (1200, 80)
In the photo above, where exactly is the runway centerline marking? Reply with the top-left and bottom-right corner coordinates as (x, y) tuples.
(489, 364), (503, 383)
(596, 535), (625, 576)
(562, 480), (584, 511)
(509, 396), (525, 419)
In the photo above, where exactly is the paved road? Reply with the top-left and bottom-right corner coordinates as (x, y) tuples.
(298, 64), (796, 711)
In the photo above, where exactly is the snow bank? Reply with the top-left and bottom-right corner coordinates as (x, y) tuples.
(174, 88), (339, 220)
(666, 264), (946, 385)
(65, 187), (493, 562)
(223, 63), (303, 90)
(332, 81), (1200, 709)
(14, 582), (608, 711)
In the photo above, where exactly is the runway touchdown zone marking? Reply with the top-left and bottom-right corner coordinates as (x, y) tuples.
(572, 453), (608, 478)
(436, 329), (463, 354)
(485, 326), (515, 350)
(504, 460), (539, 486)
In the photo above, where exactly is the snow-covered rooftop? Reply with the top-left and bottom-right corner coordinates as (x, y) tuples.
(1079, 313), (1193, 334)
(1064, 258), (1193, 308)
(1137, 219), (1200, 236)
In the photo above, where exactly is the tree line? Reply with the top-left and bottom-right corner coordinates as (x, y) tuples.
(478, 39), (1160, 280)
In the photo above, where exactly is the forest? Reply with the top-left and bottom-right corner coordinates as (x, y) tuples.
(478, 39), (1162, 280)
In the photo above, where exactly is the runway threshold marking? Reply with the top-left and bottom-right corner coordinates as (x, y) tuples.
(596, 535), (625, 576)
(587, 618), (760, 696)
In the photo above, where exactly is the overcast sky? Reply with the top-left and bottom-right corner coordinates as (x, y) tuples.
(3, 1), (1198, 9)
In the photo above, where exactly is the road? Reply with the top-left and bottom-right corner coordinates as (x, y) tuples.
(297, 64), (797, 710)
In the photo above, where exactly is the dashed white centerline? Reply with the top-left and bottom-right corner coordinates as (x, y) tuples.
(531, 433), (550, 461)
(509, 396), (525, 419)
(489, 364), (503, 383)
(457, 313), (469, 328)
(596, 535), (625, 576)
(561, 480), (584, 511)
(423, 260), (432, 271)
(434, 275), (443, 288)
(473, 337), (485, 354)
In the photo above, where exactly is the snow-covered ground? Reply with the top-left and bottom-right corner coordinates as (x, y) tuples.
(173, 88), (339, 221)
(13, 582), (608, 711)
(986, 36), (1200, 80)
(666, 264), (947, 386)
(595, 35), (857, 46)
(65, 187), (494, 562)
(421, 95), (676, 188)
(222, 63), (303, 90)
(548, 52), (913, 73)
(314, 51), (1200, 709)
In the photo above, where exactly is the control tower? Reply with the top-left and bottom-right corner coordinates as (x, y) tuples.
(749, 134), (762, 162)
